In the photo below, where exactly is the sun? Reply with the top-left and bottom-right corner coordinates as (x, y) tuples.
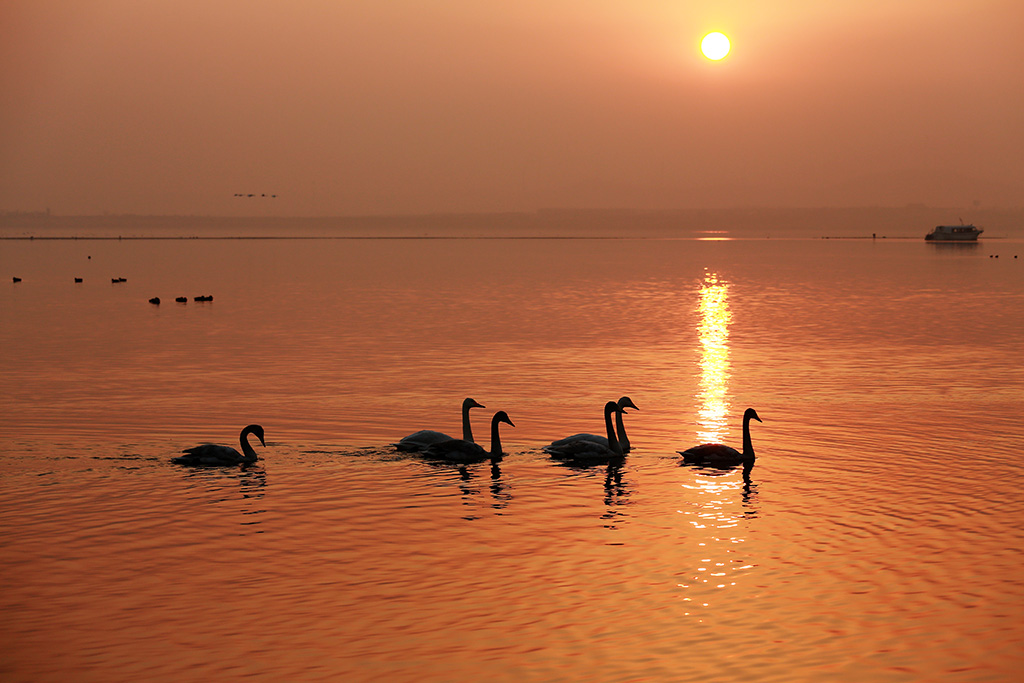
(700, 32), (731, 61)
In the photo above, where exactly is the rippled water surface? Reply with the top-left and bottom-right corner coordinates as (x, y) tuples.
(2, 230), (1023, 681)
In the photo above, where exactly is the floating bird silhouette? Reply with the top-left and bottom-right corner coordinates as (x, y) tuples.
(74, 277), (83, 283)
(423, 410), (515, 462)
(148, 297), (160, 305)
(175, 296), (187, 303)
(547, 396), (639, 453)
(394, 397), (485, 452)
(544, 401), (626, 463)
(172, 424), (265, 466)
(679, 408), (762, 474)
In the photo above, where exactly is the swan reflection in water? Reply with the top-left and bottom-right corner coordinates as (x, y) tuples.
(174, 459), (269, 530)
(417, 458), (512, 517)
(601, 462), (632, 530)
(550, 457), (634, 529)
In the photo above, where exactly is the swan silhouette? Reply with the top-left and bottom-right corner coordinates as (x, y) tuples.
(423, 410), (515, 462)
(172, 424), (265, 466)
(546, 396), (639, 453)
(543, 401), (625, 463)
(394, 397), (485, 452)
(678, 408), (762, 472)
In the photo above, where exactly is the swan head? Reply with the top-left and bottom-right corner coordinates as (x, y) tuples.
(463, 397), (486, 410)
(603, 400), (623, 415)
(244, 424), (266, 447)
(744, 408), (762, 424)
(493, 411), (515, 428)
(617, 396), (639, 412)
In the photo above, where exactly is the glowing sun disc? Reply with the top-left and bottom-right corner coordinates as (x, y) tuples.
(701, 32), (731, 60)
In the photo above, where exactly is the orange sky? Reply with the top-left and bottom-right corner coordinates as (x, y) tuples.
(2, 1), (1021, 215)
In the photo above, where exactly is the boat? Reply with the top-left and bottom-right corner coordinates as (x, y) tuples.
(925, 223), (982, 241)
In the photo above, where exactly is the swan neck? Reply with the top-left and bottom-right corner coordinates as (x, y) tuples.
(462, 404), (474, 442)
(489, 416), (503, 456)
(742, 415), (754, 460)
(615, 410), (629, 450)
(604, 406), (621, 455)
(240, 432), (258, 462)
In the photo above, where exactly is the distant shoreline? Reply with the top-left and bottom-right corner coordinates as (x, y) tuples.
(2, 206), (1020, 239)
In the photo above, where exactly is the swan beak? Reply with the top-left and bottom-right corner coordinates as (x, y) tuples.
(753, 414), (762, 423)
(505, 417), (516, 428)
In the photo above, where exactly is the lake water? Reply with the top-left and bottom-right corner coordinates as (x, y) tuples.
(2, 223), (1023, 681)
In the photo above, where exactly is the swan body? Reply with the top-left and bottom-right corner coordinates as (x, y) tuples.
(544, 401), (625, 463)
(423, 411), (515, 462)
(394, 398), (485, 452)
(173, 424), (265, 466)
(546, 396), (639, 453)
(679, 408), (762, 469)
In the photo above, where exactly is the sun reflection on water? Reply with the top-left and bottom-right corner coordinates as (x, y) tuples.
(696, 272), (731, 444)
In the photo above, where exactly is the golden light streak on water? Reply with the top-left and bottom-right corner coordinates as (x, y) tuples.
(695, 272), (731, 443)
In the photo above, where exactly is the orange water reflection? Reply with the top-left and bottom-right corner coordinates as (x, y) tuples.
(695, 272), (731, 443)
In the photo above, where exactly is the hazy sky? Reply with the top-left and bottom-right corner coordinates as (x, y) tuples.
(2, 1), (1021, 215)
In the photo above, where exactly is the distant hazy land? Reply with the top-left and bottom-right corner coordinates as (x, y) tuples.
(2, 206), (1021, 239)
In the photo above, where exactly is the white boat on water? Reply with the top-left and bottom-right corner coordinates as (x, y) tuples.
(925, 224), (983, 241)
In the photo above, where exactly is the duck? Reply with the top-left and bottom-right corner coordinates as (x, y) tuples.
(543, 401), (625, 463)
(678, 408), (762, 471)
(172, 424), (265, 466)
(394, 397), (485, 452)
(423, 410), (515, 462)
(546, 396), (639, 453)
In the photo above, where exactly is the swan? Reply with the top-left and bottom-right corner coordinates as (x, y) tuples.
(172, 424), (265, 466)
(423, 410), (515, 462)
(543, 401), (625, 463)
(678, 408), (762, 470)
(546, 396), (639, 453)
(394, 397), (485, 452)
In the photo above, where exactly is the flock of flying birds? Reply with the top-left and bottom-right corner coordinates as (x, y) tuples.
(171, 398), (764, 479)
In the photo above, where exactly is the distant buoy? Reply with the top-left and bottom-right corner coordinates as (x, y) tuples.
(149, 297), (160, 305)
